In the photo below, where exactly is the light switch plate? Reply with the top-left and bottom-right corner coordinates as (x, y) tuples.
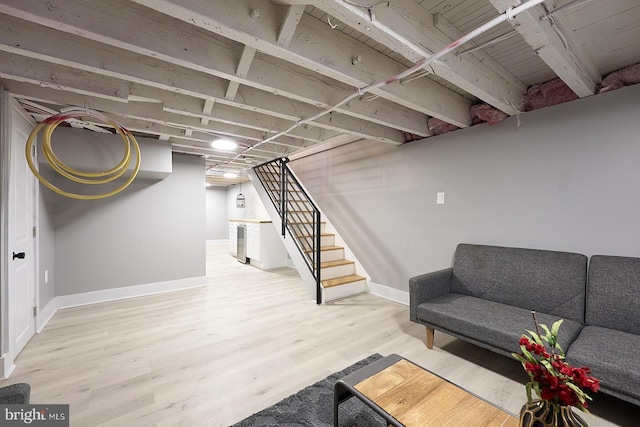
(436, 192), (445, 205)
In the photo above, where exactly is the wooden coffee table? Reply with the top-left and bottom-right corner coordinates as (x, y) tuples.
(334, 354), (519, 427)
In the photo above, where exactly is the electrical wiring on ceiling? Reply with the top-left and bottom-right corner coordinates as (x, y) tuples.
(226, 0), (546, 167)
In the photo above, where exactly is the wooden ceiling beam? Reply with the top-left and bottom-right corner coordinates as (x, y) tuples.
(129, 0), (472, 127)
(171, 143), (272, 160)
(277, 5), (306, 47)
(1, 55), (392, 146)
(200, 99), (215, 126)
(225, 46), (256, 101)
(131, 85), (405, 145)
(489, 0), (600, 97)
(4, 79), (332, 147)
(311, 0), (526, 115)
(0, 2), (430, 137)
(4, 79), (281, 143)
(13, 84), (316, 161)
(0, 51), (129, 102)
(128, 85), (331, 143)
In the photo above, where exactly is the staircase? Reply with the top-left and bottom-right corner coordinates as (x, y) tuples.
(299, 220), (368, 302)
(251, 158), (367, 303)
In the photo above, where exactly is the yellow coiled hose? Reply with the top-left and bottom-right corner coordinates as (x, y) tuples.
(25, 110), (141, 200)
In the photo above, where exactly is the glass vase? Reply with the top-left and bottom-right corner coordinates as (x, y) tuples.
(519, 400), (588, 427)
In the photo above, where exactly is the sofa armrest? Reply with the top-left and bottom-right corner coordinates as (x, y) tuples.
(409, 267), (453, 322)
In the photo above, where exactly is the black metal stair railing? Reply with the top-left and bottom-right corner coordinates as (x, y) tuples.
(254, 158), (322, 304)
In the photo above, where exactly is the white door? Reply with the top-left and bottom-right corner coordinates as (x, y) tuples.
(7, 102), (36, 360)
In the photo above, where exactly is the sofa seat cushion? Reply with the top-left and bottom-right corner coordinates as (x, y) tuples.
(416, 293), (583, 354)
(566, 326), (640, 402)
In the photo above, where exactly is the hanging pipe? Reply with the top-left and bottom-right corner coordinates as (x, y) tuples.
(230, 0), (545, 164)
(25, 109), (141, 200)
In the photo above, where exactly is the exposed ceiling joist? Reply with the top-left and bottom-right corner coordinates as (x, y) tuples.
(489, 0), (600, 97)
(0, 0), (636, 187)
(225, 45), (256, 101)
(200, 99), (215, 126)
(130, 84), (405, 144)
(307, 0), (526, 115)
(171, 143), (269, 160)
(6, 80), (295, 145)
(0, 0), (429, 137)
(129, 0), (473, 127)
(0, 6), (429, 136)
(0, 50), (129, 101)
(128, 85), (332, 142)
(277, 4), (306, 47)
(1, 54), (399, 146)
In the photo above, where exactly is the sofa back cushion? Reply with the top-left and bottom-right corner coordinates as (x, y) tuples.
(451, 244), (587, 322)
(587, 255), (640, 334)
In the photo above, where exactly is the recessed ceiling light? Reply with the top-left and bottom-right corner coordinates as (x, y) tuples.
(211, 139), (237, 150)
(223, 172), (238, 178)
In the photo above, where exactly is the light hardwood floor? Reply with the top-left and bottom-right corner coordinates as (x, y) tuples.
(2, 243), (638, 426)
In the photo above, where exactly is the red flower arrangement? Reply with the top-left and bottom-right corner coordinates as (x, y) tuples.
(512, 312), (600, 412)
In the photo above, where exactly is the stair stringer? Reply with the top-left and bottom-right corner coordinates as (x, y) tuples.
(248, 169), (317, 301)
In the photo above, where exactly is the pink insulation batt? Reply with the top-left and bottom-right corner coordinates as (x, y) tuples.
(599, 63), (640, 93)
(470, 103), (508, 125)
(524, 78), (578, 111)
(428, 117), (459, 135)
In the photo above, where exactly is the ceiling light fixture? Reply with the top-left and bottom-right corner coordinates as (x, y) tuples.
(211, 138), (237, 150)
(223, 172), (238, 179)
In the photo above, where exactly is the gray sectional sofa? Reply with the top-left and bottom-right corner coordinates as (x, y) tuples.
(565, 255), (640, 405)
(409, 243), (640, 406)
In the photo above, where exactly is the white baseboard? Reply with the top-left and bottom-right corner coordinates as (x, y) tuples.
(207, 239), (229, 245)
(0, 355), (16, 379)
(56, 276), (208, 309)
(37, 298), (58, 333)
(369, 282), (409, 306)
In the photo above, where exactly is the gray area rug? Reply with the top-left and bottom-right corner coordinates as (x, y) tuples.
(232, 354), (388, 427)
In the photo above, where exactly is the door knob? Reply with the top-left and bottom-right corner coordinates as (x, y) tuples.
(12, 252), (25, 260)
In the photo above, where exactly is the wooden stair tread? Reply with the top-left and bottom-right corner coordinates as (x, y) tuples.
(321, 259), (354, 268)
(288, 221), (326, 225)
(305, 245), (343, 252)
(298, 233), (333, 238)
(322, 274), (366, 288)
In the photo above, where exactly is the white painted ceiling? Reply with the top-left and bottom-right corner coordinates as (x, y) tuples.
(0, 0), (638, 186)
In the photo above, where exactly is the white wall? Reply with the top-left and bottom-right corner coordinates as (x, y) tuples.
(51, 153), (206, 296)
(226, 182), (269, 220)
(38, 185), (55, 309)
(290, 84), (640, 293)
(206, 186), (228, 241)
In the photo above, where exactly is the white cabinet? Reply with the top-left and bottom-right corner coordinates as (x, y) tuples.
(246, 223), (261, 260)
(229, 220), (288, 269)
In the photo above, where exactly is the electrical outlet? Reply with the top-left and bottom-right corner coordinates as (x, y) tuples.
(436, 192), (445, 205)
